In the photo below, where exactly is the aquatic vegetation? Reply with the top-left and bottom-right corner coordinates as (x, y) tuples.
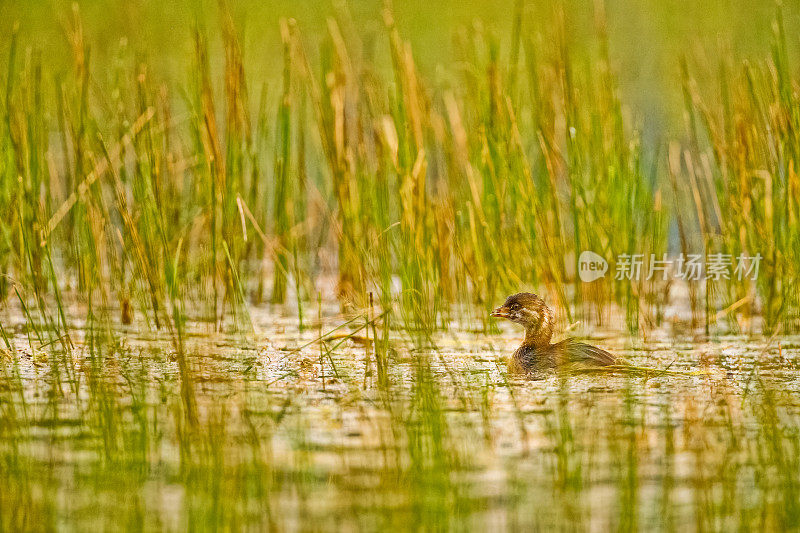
(1, 0), (800, 530)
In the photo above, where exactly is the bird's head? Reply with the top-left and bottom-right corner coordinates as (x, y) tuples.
(491, 292), (554, 344)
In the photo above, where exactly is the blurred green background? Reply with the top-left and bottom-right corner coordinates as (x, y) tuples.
(2, 0), (798, 138)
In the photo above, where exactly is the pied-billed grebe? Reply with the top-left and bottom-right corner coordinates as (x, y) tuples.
(491, 292), (619, 374)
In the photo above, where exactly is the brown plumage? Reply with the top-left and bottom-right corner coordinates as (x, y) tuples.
(491, 293), (619, 375)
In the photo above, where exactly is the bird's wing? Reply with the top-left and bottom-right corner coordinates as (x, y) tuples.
(551, 338), (618, 366)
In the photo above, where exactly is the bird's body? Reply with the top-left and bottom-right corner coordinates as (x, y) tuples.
(508, 338), (618, 374)
(492, 292), (619, 375)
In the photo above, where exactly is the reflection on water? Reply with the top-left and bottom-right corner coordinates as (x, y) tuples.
(2, 303), (799, 530)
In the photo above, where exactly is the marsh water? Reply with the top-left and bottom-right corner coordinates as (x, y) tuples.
(2, 298), (799, 532)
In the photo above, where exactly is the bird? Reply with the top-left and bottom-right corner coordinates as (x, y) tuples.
(490, 292), (619, 375)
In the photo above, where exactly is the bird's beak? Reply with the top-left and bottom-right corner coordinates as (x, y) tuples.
(490, 306), (510, 318)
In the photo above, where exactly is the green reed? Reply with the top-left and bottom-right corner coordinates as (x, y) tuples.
(2, 3), (797, 333)
(1, 1), (800, 531)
